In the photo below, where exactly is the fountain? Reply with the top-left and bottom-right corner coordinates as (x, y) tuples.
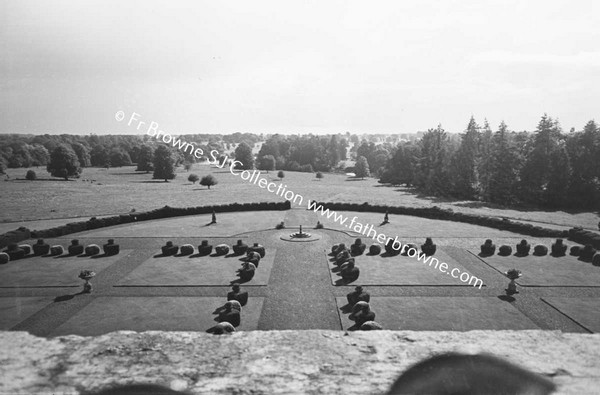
(290, 225), (311, 239)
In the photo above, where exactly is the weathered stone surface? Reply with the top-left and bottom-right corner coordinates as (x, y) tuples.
(1, 330), (599, 394)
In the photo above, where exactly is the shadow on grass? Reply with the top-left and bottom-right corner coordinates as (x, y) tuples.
(54, 290), (86, 302)
(339, 303), (353, 314)
(498, 295), (516, 303)
(130, 180), (171, 183)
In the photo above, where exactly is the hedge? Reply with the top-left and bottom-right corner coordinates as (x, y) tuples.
(309, 202), (573, 239)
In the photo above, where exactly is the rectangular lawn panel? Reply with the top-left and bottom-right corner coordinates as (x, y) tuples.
(50, 296), (264, 336)
(473, 251), (600, 287)
(0, 297), (53, 329)
(336, 297), (539, 331)
(328, 248), (482, 286)
(116, 248), (275, 286)
(542, 297), (600, 333)
(0, 250), (132, 288)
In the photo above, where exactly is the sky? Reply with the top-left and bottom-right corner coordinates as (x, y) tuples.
(1, 0), (599, 135)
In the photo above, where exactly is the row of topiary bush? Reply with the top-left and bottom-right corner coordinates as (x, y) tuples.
(0, 201), (292, 249)
(0, 238), (119, 264)
(480, 238), (600, 265)
(310, 202), (570, 238)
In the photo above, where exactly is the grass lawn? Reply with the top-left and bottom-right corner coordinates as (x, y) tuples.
(2, 165), (598, 231)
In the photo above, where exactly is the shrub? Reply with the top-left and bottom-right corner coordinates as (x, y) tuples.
(315, 221), (324, 229)
(85, 244), (101, 256)
(570, 245), (581, 256)
(421, 238), (436, 256)
(551, 239), (567, 257)
(351, 238), (367, 256)
(277, 170), (285, 179)
(4, 244), (26, 260)
(50, 245), (64, 256)
(385, 238), (401, 255)
(161, 241), (179, 256)
(232, 240), (248, 255)
(404, 243), (419, 256)
(336, 249), (351, 265)
(299, 164), (313, 173)
(516, 240), (530, 256)
(248, 242), (265, 258)
(26, 170), (37, 180)
(316, 171), (324, 179)
(0, 252), (9, 264)
(188, 174), (199, 184)
(200, 174), (218, 189)
(180, 244), (195, 256)
(215, 244), (230, 256)
(480, 239), (496, 256)
(592, 253), (600, 266)
(246, 251), (261, 267)
(369, 244), (382, 255)
(498, 245), (512, 256)
(580, 244), (597, 262)
(33, 239), (50, 256)
(103, 239), (120, 256)
(197, 240), (213, 256)
(533, 245), (548, 256)
(275, 221), (285, 229)
(68, 239), (84, 256)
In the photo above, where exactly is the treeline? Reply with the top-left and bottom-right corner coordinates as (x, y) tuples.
(255, 134), (349, 172)
(379, 115), (600, 209)
(0, 133), (236, 173)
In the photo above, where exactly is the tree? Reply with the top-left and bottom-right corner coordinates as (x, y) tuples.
(183, 162), (193, 172)
(71, 143), (91, 167)
(545, 144), (571, 207)
(136, 144), (154, 172)
(316, 171), (324, 180)
(90, 145), (110, 167)
(379, 143), (419, 186)
(257, 155), (276, 172)
(109, 148), (132, 167)
(30, 144), (50, 166)
(200, 174), (218, 189)
(234, 142), (254, 170)
(153, 145), (176, 181)
(488, 121), (518, 205)
(355, 156), (370, 179)
(47, 144), (82, 180)
(277, 170), (285, 179)
(415, 125), (451, 195)
(26, 170), (36, 180)
(450, 116), (480, 199)
(188, 173), (199, 184)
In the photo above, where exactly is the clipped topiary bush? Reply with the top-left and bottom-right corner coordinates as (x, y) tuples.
(4, 244), (26, 260)
(248, 242), (265, 258)
(85, 244), (101, 256)
(336, 249), (351, 265)
(32, 239), (50, 256)
(246, 251), (261, 267)
(499, 245), (512, 256)
(233, 240), (248, 255)
(161, 241), (179, 256)
(592, 253), (600, 266)
(579, 244), (597, 262)
(570, 245), (581, 256)
(0, 252), (9, 264)
(516, 240), (530, 256)
(68, 239), (84, 256)
(369, 244), (382, 255)
(197, 240), (212, 256)
(480, 239), (496, 256)
(385, 238), (401, 255)
(215, 244), (230, 256)
(332, 244), (346, 255)
(350, 238), (367, 256)
(18, 244), (32, 256)
(50, 245), (64, 256)
(103, 239), (120, 256)
(533, 245), (548, 256)
(180, 244), (195, 256)
(403, 243), (419, 256)
(551, 239), (567, 257)
(421, 237), (436, 256)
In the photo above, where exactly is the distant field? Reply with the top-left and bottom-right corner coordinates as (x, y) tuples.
(1, 164), (598, 230)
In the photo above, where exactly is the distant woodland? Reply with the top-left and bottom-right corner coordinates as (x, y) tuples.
(2, 114), (599, 209)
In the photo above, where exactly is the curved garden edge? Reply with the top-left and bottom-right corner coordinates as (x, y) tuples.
(1, 201), (599, 250)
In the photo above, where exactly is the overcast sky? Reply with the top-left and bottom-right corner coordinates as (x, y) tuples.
(1, 0), (599, 135)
